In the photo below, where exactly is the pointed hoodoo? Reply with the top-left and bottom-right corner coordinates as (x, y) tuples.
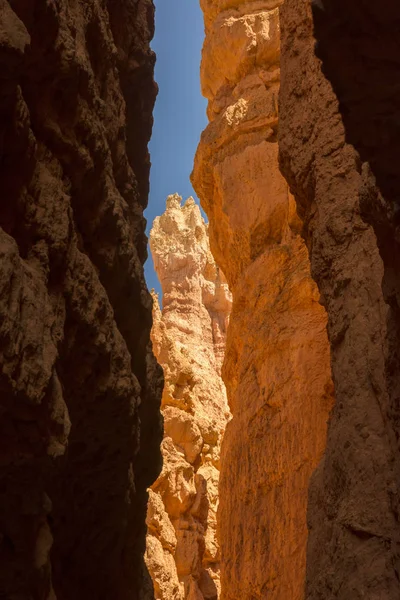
(146, 195), (232, 600)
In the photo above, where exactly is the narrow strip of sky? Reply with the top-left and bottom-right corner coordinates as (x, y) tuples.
(144, 0), (208, 294)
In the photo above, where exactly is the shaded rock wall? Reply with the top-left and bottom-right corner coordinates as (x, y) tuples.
(146, 195), (232, 600)
(279, 1), (400, 598)
(0, 1), (162, 598)
(192, 3), (334, 599)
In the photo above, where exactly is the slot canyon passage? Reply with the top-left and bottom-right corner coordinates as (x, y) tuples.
(1, 2), (400, 600)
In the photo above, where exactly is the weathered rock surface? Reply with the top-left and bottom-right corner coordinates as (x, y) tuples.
(192, 3), (334, 598)
(0, 1), (162, 598)
(146, 195), (232, 600)
(279, 1), (400, 598)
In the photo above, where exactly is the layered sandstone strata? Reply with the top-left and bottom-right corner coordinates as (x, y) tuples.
(279, 1), (400, 597)
(146, 195), (232, 600)
(192, 2), (334, 598)
(0, 2), (162, 598)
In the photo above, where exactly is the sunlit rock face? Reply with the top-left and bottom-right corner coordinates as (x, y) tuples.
(192, 2), (334, 599)
(279, 1), (400, 597)
(146, 195), (232, 600)
(0, 1), (162, 598)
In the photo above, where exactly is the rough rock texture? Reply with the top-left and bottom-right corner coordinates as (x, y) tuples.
(0, 1), (162, 598)
(192, 3), (334, 599)
(146, 195), (232, 600)
(279, 1), (400, 598)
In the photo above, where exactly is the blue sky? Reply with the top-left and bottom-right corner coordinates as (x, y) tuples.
(144, 0), (207, 294)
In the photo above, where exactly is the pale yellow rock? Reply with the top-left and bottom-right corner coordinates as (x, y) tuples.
(145, 196), (232, 600)
(163, 407), (204, 465)
(146, 489), (177, 553)
(145, 535), (183, 600)
(196, 465), (219, 562)
(175, 520), (203, 578)
(153, 438), (197, 519)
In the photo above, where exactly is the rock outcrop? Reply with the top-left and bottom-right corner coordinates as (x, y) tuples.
(279, 1), (400, 597)
(192, 3), (334, 598)
(0, 1), (162, 599)
(146, 194), (232, 600)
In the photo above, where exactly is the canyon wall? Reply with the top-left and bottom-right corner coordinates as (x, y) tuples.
(146, 194), (232, 600)
(192, 2), (334, 599)
(0, 1), (162, 598)
(279, 1), (400, 597)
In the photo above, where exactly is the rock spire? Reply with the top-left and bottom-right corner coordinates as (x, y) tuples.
(146, 195), (232, 600)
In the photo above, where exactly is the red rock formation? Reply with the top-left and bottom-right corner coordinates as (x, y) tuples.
(279, 1), (400, 597)
(192, 2), (334, 598)
(0, 1), (162, 598)
(146, 195), (232, 600)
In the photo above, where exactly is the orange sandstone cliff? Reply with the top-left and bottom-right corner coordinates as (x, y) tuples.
(146, 195), (232, 600)
(279, 1), (400, 597)
(192, 2), (334, 598)
(0, 1), (162, 598)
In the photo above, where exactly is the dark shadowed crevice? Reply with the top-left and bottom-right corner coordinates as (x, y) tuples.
(0, 2), (162, 599)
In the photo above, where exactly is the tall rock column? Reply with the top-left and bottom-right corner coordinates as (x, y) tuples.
(0, 1), (162, 598)
(192, 2), (334, 599)
(279, 1), (400, 597)
(146, 195), (232, 600)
